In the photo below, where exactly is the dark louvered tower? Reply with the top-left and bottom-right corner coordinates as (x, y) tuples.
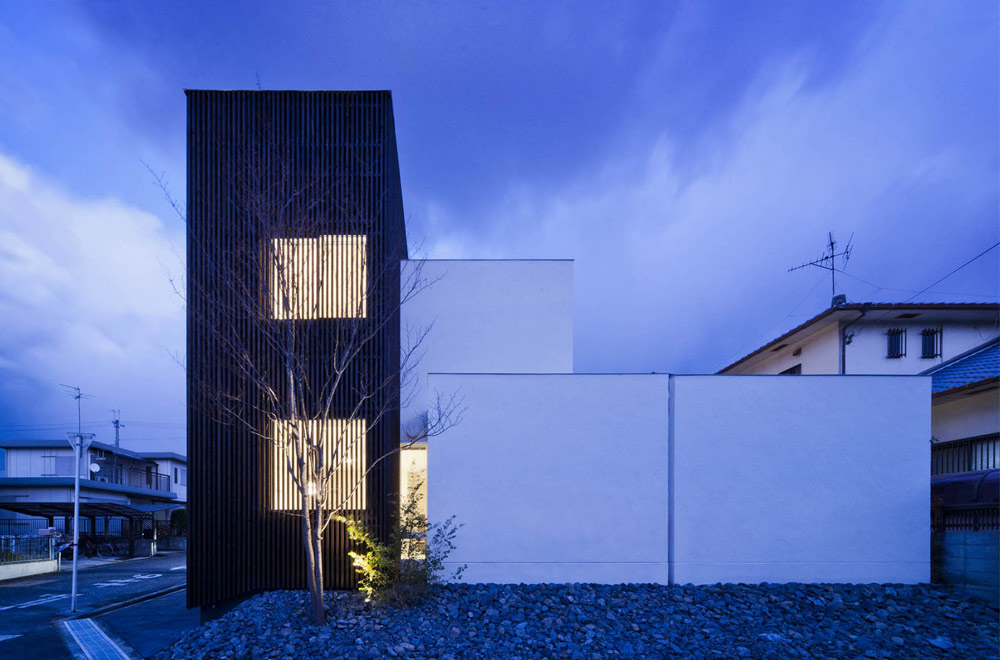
(186, 90), (406, 610)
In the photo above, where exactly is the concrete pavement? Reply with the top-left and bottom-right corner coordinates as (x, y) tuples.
(0, 552), (189, 659)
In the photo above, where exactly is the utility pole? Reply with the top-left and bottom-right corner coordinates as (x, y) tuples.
(61, 385), (94, 613)
(788, 232), (854, 304)
(111, 409), (124, 448)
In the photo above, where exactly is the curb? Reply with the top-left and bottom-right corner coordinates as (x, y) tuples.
(63, 584), (186, 620)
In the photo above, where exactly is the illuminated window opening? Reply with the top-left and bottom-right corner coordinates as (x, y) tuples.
(271, 419), (367, 511)
(270, 235), (367, 319)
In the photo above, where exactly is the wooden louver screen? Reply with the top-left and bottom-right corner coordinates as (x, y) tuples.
(271, 419), (367, 511)
(270, 235), (367, 319)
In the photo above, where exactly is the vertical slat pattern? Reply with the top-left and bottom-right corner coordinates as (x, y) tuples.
(186, 90), (406, 609)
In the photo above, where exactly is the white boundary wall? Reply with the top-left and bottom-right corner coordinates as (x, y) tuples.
(671, 375), (929, 584)
(428, 374), (670, 583)
(400, 260), (573, 437)
(427, 373), (929, 585)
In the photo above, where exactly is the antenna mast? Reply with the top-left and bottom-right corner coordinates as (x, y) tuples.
(111, 409), (124, 448)
(788, 232), (853, 303)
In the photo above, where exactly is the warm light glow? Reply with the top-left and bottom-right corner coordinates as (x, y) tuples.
(271, 419), (367, 511)
(270, 235), (367, 319)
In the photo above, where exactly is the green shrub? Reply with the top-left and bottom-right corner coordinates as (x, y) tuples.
(341, 481), (464, 605)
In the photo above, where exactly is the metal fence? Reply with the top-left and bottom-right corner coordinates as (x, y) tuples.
(0, 518), (48, 536)
(933, 504), (1000, 532)
(931, 434), (999, 476)
(0, 536), (54, 565)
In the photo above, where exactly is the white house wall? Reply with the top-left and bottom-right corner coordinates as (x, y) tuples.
(427, 373), (671, 584)
(399, 260), (574, 437)
(844, 321), (998, 375)
(932, 389), (1000, 442)
(427, 373), (929, 585)
(671, 375), (929, 584)
(747, 323), (841, 374)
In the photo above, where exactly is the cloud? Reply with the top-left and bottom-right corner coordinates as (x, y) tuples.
(416, 1), (999, 373)
(0, 152), (185, 451)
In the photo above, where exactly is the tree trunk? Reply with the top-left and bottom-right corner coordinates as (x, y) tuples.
(302, 498), (326, 625)
(310, 509), (325, 625)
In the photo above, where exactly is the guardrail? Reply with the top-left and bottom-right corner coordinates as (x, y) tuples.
(0, 536), (54, 565)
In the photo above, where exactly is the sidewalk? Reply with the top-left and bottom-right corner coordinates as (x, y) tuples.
(96, 588), (197, 658)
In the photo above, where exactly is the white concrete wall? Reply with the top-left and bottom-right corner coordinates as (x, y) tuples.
(427, 373), (671, 583)
(427, 373), (929, 585)
(932, 389), (1000, 442)
(400, 260), (573, 438)
(671, 375), (929, 584)
(0, 559), (58, 582)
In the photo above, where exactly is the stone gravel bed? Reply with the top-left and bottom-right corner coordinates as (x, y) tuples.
(155, 583), (998, 659)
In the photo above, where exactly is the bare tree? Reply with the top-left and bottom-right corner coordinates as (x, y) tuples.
(161, 138), (460, 625)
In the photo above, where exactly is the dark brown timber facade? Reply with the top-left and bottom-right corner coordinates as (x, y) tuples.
(186, 90), (406, 609)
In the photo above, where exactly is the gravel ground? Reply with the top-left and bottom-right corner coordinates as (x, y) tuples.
(156, 583), (999, 660)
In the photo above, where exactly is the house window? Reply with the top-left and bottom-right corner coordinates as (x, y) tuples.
(174, 467), (179, 484)
(271, 419), (366, 511)
(270, 235), (367, 319)
(0, 448), (5, 478)
(886, 328), (906, 358)
(779, 364), (802, 375)
(921, 328), (941, 358)
(180, 468), (187, 486)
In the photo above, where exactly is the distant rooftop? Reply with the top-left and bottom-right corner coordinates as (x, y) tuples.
(922, 338), (999, 395)
(140, 451), (187, 463)
(0, 438), (156, 463)
(721, 302), (999, 373)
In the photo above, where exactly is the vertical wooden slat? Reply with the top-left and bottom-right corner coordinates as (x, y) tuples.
(186, 91), (406, 609)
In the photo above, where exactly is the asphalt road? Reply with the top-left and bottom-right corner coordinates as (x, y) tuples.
(0, 552), (186, 660)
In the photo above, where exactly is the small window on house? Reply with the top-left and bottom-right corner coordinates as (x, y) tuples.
(921, 328), (941, 358)
(180, 469), (187, 486)
(0, 448), (5, 478)
(174, 467), (179, 484)
(779, 364), (802, 375)
(886, 328), (906, 358)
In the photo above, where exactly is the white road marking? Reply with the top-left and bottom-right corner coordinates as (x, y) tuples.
(93, 573), (163, 588)
(0, 634), (22, 642)
(169, 565), (186, 571)
(0, 593), (69, 611)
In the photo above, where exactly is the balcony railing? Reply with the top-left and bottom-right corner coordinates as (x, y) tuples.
(931, 434), (999, 476)
(39, 459), (172, 493)
(89, 466), (172, 493)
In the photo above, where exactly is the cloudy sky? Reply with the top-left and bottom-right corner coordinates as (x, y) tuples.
(0, 1), (997, 454)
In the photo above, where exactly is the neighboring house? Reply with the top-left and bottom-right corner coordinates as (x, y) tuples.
(140, 452), (188, 504)
(923, 339), (999, 472)
(0, 439), (180, 535)
(719, 302), (999, 375)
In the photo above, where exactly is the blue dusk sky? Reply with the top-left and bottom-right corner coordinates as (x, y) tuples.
(0, 1), (997, 453)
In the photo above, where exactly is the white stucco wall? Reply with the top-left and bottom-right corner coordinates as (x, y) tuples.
(932, 388), (1000, 442)
(427, 373), (671, 583)
(427, 373), (929, 585)
(671, 375), (929, 584)
(844, 322), (998, 375)
(400, 260), (574, 437)
(747, 323), (841, 375)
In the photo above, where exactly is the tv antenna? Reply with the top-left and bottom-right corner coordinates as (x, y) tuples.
(59, 384), (94, 437)
(788, 232), (853, 302)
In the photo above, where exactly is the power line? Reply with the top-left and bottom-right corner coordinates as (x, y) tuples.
(904, 242), (1000, 303)
(833, 268), (999, 300)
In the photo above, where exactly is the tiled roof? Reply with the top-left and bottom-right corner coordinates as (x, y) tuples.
(923, 339), (999, 394)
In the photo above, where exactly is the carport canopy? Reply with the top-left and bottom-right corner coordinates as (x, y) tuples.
(0, 501), (155, 519)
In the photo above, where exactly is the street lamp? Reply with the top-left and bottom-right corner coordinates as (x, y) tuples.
(66, 431), (95, 613)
